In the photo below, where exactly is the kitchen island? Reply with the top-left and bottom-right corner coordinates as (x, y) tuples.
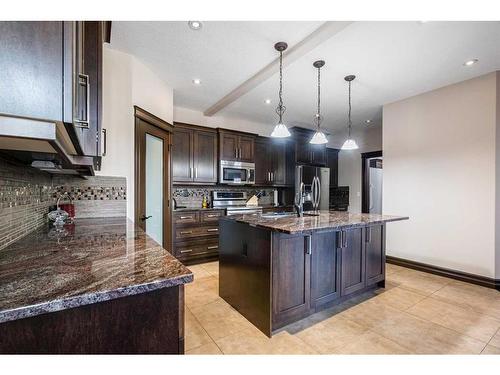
(0, 217), (193, 354)
(219, 211), (408, 337)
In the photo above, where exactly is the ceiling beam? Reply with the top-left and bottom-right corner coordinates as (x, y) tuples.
(203, 21), (353, 117)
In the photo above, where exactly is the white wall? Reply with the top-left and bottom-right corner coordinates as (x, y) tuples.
(174, 106), (271, 136)
(383, 72), (499, 278)
(338, 151), (362, 213)
(97, 45), (174, 220)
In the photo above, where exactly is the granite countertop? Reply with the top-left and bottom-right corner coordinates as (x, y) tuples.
(222, 210), (409, 234)
(0, 217), (193, 324)
(173, 207), (224, 212)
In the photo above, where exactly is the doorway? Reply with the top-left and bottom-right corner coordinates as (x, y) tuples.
(361, 151), (383, 214)
(134, 106), (173, 251)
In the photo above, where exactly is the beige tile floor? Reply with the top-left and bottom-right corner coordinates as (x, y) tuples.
(184, 261), (500, 355)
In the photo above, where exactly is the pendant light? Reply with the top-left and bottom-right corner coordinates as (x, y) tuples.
(270, 42), (291, 138)
(341, 75), (359, 150)
(309, 60), (328, 144)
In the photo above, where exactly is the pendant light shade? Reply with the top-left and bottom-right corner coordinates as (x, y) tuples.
(271, 123), (291, 138)
(341, 75), (359, 150)
(309, 60), (328, 145)
(271, 42), (291, 138)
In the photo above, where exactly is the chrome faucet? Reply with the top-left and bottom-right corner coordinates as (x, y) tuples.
(294, 182), (304, 217)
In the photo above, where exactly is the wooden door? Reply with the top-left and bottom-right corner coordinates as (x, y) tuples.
(172, 127), (193, 182)
(340, 228), (365, 296)
(254, 138), (270, 185)
(238, 135), (255, 162)
(365, 225), (385, 286)
(219, 132), (238, 161)
(295, 136), (312, 164)
(311, 231), (341, 309)
(327, 148), (339, 187)
(193, 130), (217, 183)
(272, 233), (311, 328)
(0, 21), (64, 122)
(271, 140), (287, 185)
(135, 107), (173, 251)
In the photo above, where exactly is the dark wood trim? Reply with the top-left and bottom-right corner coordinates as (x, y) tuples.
(217, 127), (258, 137)
(134, 106), (174, 133)
(104, 21), (112, 43)
(386, 255), (500, 290)
(361, 150), (383, 213)
(173, 121), (217, 133)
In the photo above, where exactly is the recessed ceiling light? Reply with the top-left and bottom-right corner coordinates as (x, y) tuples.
(365, 120), (372, 124)
(464, 59), (478, 66)
(188, 21), (202, 30)
(192, 78), (201, 85)
(264, 99), (271, 104)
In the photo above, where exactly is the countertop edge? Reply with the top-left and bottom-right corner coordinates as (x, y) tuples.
(0, 273), (193, 324)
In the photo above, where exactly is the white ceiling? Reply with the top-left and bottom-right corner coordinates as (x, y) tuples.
(111, 21), (500, 147)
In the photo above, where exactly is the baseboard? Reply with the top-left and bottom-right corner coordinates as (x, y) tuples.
(386, 256), (500, 291)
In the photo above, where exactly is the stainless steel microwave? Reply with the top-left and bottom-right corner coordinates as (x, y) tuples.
(219, 160), (255, 185)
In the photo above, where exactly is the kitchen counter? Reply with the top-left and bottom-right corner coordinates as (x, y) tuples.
(222, 210), (408, 234)
(173, 207), (224, 212)
(0, 217), (193, 324)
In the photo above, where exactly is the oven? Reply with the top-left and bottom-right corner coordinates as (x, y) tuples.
(219, 160), (255, 185)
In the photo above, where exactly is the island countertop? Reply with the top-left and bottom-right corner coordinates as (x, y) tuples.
(0, 217), (193, 324)
(221, 210), (408, 234)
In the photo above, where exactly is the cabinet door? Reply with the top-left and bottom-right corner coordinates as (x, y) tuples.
(254, 138), (270, 185)
(271, 140), (287, 185)
(272, 233), (311, 329)
(327, 148), (339, 187)
(311, 231), (341, 309)
(311, 143), (327, 166)
(340, 228), (366, 296)
(365, 225), (385, 286)
(172, 128), (193, 182)
(296, 136), (312, 164)
(238, 135), (255, 162)
(0, 22), (64, 122)
(220, 132), (238, 161)
(193, 130), (217, 183)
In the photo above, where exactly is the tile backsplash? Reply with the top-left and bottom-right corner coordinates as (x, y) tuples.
(0, 157), (126, 250)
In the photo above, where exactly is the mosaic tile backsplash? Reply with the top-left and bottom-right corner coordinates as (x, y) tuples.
(0, 157), (126, 250)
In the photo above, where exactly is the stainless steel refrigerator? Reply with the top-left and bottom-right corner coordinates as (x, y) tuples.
(295, 165), (330, 211)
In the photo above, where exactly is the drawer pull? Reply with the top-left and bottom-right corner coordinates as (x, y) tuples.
(180, 231), (193, 235)
(207, 245), (219, 250)
(180, 249), (193, 253)
(179, 216), (192, 220)
(206, 228), (218, 232)
(206, 214), (219, 218)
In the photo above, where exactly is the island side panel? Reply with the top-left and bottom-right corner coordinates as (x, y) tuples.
(365, 224), (386, 286)
(0, 286), (184, 354)
(219, 219), (272, 336)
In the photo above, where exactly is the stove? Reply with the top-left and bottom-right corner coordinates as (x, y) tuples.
(212, 191), (263, 216)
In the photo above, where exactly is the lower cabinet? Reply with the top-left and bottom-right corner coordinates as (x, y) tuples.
(310, 231), (341, 309)
(365, 224), (385, 286)
(172, 209), (224, 264)
(339, 227), (366, 296)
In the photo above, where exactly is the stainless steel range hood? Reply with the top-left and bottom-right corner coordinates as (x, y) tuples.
(0, 113), (94, 175)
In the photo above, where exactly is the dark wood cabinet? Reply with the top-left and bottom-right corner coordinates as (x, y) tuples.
(218, 129), (255, 163)
(292, 128), (327, 166)
(311, 231), (341, 309)
(0, 21), (104, 160)
(272, 233), (311, 329)
(172, 123), (217, 184)
(254, 136), (293, 186)
(327, 148), (339, 187)
(339, 228), (366, 296)
(365, 225), (385, 286)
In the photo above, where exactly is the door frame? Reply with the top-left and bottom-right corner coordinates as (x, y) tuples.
(361, 150), (382, 214)
(134, 106), (174, 251)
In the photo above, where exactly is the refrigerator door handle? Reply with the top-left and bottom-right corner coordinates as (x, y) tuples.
(316, 176), (321, 210)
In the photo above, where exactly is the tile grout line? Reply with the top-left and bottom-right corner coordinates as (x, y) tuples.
(482, 326), (500, 353)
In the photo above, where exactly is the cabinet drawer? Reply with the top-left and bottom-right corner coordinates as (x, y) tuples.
(200, 210), (225, 223)
(175, 225), (219, 240)
(175, 241), (219, 258)
(174, 211), (199, 225)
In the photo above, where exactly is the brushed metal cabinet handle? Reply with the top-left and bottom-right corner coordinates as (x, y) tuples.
(207, 245), (218, 250)
(207, 214), (219, 218)
(180, 230), (193, 235)
(206, 228), (218, 232)
(180, 249), (193, 253)
(179, 216), (192, 220)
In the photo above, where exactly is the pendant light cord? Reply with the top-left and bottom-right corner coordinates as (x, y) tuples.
(276, 50), (285, 124)
(317, 66), (321, 128)
(348, 80), (352, 137)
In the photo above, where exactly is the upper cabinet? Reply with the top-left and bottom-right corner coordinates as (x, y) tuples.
(172, 123), (218, 184)
(218, 129), (255, 163)
(292, 128), (327, 166)
(326, 148), (339, 187)
(0, 21), (106, 165)
(254, 136), (294, 186)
